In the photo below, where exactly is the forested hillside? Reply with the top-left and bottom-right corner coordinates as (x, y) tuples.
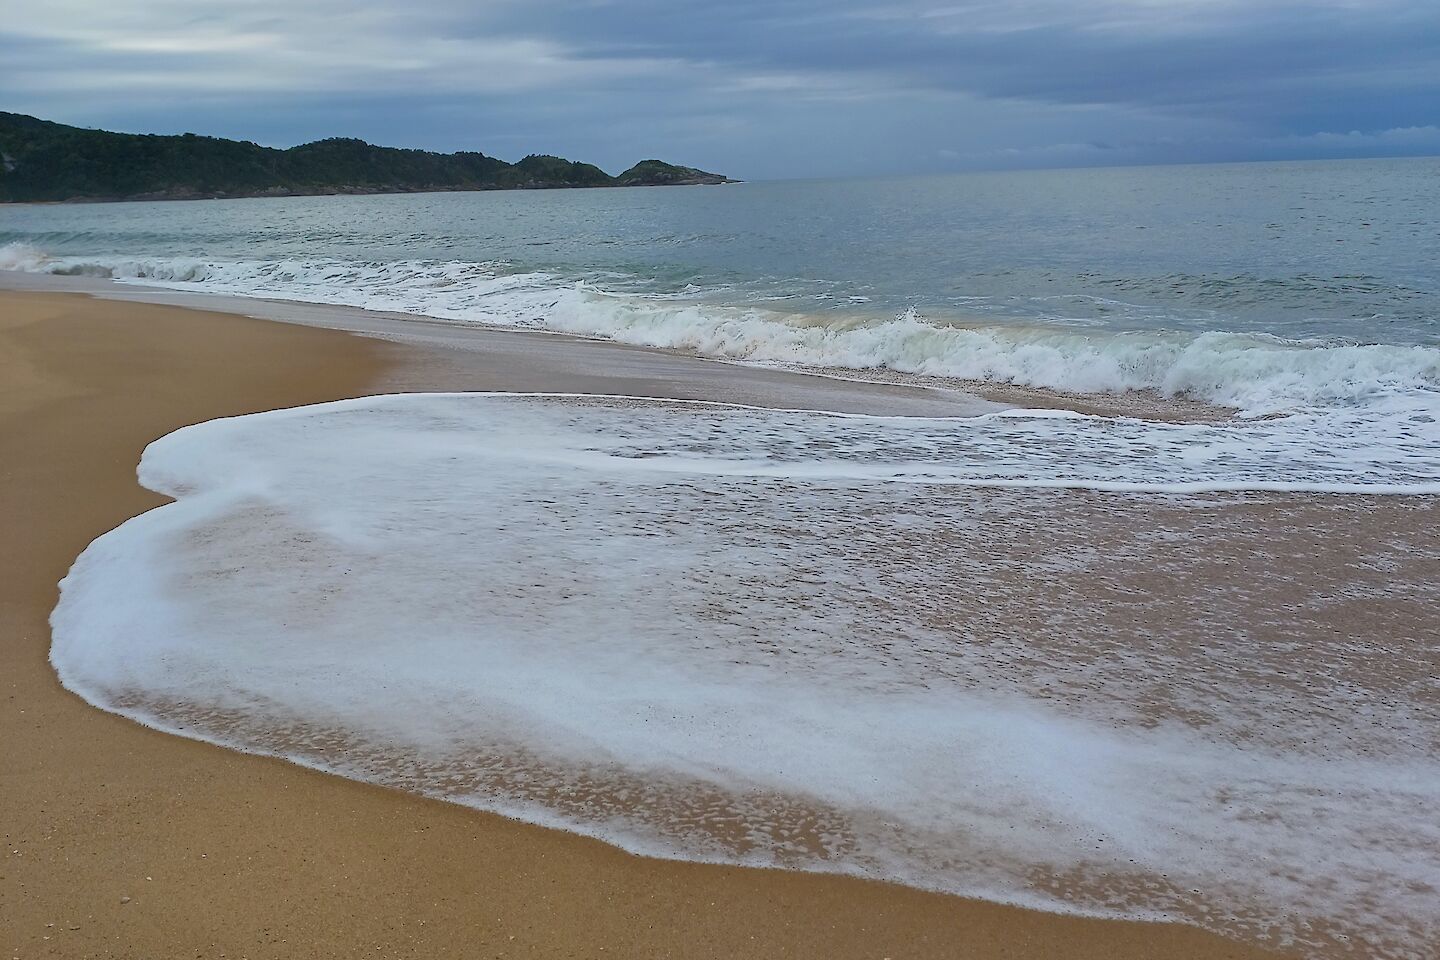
(0, 113), (732, 202)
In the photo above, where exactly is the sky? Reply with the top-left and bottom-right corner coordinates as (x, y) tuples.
(3, 0), (1438, 179)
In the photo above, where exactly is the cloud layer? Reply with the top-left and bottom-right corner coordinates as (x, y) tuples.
(3, 0), (1437, 177)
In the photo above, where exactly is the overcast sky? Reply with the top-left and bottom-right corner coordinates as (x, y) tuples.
(3, 0), (1437, 179)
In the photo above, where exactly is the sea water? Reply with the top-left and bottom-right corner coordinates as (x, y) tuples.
(4, 158), (1439, 447)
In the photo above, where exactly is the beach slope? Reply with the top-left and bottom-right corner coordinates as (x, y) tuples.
(0, 290), (1287, 959)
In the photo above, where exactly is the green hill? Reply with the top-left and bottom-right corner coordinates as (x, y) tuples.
(0, 113), (734, 203)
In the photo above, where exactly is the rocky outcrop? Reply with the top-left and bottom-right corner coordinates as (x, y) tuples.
(616, 160), (736, 186)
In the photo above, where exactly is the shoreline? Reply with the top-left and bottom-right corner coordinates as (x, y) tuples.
(0, 270), (1231, 422)
(0, 288), (1298, 959)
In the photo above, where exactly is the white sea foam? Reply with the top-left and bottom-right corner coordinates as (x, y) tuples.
(5, 245), (1438, 420)
(52, 395), (1440, 958)
(0, 241), (48, 272)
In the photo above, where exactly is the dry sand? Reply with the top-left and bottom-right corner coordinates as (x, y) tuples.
(1, 290), (1291, 959)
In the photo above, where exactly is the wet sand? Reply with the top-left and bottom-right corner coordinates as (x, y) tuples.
(1, 289), (1294, 959)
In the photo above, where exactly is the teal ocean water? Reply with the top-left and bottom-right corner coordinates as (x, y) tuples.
(3, 157), (1438, 343)
(6, 156), (1439, 487)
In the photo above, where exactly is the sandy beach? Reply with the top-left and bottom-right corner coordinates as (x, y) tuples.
(0, 287), (1307, 959)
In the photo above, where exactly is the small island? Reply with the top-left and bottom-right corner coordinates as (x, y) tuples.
(0, 112), (735, 203)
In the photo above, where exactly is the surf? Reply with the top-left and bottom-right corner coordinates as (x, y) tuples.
(50, 393), (1440, 959)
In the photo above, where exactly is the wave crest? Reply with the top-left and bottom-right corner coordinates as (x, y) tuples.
(4, 244), (1438, 417)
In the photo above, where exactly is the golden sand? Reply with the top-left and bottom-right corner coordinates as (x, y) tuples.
(0, 290), (1291, 959)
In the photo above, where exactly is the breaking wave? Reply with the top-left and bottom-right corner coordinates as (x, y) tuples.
(5, 244), (1437, 419)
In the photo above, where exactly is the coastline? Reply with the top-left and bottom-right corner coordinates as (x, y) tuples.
(0, 288), (1297, 959)
(0, 270), (1232, 422)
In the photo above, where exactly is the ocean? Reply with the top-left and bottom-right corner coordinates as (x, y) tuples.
(3, 157), (1439, 386)
(7, 158), (1440, 957)
(4, 157), (1439, 489)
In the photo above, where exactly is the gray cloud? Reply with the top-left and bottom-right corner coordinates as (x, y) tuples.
(2, 0), (1436, 177)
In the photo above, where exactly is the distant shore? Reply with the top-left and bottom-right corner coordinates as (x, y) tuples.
(0, 284), (1295, 960)
(0, 111), (737, 203)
